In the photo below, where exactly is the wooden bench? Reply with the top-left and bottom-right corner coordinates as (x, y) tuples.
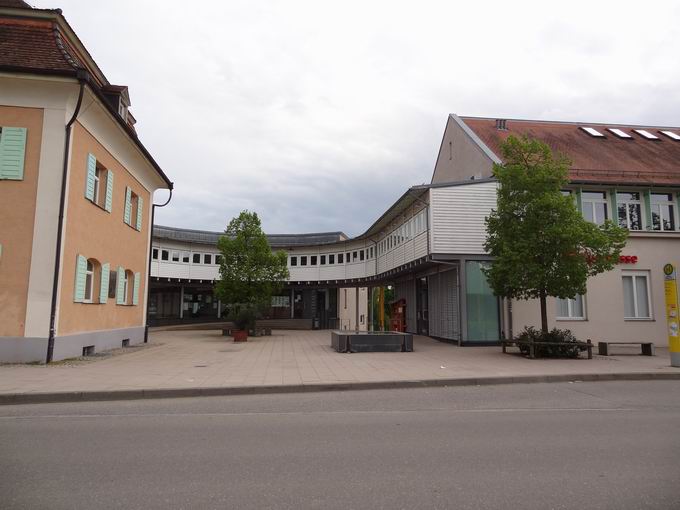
(598, 341), (655, 356)
(502, 339), (593, 359)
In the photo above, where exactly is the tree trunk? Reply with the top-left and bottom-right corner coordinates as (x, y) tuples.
(539, 290), (548, 334)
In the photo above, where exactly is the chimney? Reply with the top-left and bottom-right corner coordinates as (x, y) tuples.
(495, 119), (507, 130)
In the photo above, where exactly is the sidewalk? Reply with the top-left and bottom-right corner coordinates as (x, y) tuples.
(1, 329), (678, 404)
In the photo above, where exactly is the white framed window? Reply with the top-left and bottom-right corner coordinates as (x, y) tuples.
(622, 271), (651, 319)
(152, 248), (158, 260)
(556, 295), (585, 320)
(171, 251), (180, 262)
(581, 191), (609, 225)
(93, 167), (101, 205)
(290, 256), (297, 266)
(192, 253), (200, 264)
(651, 193), (676, 231)
(617, 192), (643, 230)
(182, 252), (190, 263)
(204, 253), (212, 264)
(84, 260), (95, 303)
(124, 270), (133, 305)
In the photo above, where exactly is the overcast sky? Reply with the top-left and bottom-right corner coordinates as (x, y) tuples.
(33, 0), (680, 236)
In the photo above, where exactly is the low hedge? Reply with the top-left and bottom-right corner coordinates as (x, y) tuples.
(515, 326), (586, 358)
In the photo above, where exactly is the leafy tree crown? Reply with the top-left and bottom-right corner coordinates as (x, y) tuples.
(483, 135), (628, 302)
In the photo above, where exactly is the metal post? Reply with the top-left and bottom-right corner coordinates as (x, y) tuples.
(217, 299), (221, 319)
(290, 288), (294, 319)
(379, 286), (385, 331)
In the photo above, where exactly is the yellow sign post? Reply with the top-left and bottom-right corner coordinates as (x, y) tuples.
(663, 263), (680, 367)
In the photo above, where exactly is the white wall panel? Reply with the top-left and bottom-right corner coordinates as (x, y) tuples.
(429, 181), (497, 255)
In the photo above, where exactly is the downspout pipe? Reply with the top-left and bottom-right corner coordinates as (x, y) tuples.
(143, 187), (173, 343)
(46, 76), (86, 363)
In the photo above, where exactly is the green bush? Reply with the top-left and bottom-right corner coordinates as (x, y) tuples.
(515, 326), (585, 358)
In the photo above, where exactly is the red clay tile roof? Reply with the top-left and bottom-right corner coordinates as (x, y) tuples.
(0, 0), (32, 8)
(0, 17), (83, 74)
(461, 116), (680, 186)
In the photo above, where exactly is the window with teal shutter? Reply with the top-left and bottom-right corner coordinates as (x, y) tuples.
(100, 263), (110, 303)
(85, 153), (96, 200)
(74, 254), (87, 302)
(132, 272), (140, 305)
(116, 266), (125, 304)
(136, 196), (143, 231)
(0, 127), (28, 180)
(124, 187), (132, 225)
(105, 171), (114, 212)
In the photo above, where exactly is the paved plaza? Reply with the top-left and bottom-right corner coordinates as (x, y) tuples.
(0, 330), (678, 400)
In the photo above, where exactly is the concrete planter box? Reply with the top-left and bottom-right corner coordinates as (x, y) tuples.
(331, 331), (413, 353)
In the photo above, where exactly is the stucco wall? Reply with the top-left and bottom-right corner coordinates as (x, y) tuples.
(509, 236), (680, 346)
(431, 116), (494, 184)
(57, 122), (151, 335)
(0, 106), (44, 336)
(338, 287), (368, 331)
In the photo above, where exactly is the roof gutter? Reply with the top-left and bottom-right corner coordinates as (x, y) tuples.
(46, 73), (85, 363)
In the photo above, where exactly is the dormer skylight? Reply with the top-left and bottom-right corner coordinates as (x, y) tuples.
(607, 128), (632, 139)
(660, 130), (680, 141)
(580, 127), (605, 137)
(633, 129), (659, 140)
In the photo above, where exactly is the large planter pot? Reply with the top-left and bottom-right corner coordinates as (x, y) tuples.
(233, 330), (248, 342)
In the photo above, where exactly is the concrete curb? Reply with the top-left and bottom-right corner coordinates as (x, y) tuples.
(1, 371), (680, 405)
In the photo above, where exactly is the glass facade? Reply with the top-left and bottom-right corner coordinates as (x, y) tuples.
(465, 261), (499, 342)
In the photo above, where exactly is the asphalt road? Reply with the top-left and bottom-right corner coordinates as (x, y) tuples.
(1, 381), (679, 510)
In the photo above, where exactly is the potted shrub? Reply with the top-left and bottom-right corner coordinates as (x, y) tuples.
(231, 306), (256, 342)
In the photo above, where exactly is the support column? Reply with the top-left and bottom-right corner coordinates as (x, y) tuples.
(459, 260), (467, 346)
(368, 286), (373, 331)
(379, 286), (385, 331)
(290, 288), (294, 319)
(355, 287), (360, 332)
(217, 299), (221, 319)
(179, 285), (184, 320)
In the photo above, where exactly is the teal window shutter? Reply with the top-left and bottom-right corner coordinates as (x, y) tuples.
(136, 196), (143, 231)
(124, 187), (132, 225)
(104, 170), (114, 212)
(74, 254), (87, 302)
(100, 263), (110, 304)
(643, 189), (653, 230)
(116, 266), (125, 304)
(132, 272), (141, 305)
(85, 153), (96, 200)
(609, 189), (618, 226)
(0, 127), (28, 180)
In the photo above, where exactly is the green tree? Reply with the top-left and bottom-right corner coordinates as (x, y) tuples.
(483, 135), (628, 334)
(215, 211), (290, 330)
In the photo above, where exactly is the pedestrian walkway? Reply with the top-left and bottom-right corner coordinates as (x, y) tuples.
(0, 330), (677, 402)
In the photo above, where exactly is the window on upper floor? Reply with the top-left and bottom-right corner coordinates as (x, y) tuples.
(300, 256), (308, 266)
(581, 191), (608, 225)
(651, 193), (676, 231)
(360, 250), (365, 261)
(204, 254), (212, 265)
(290, 256), (297, 266)
(320, 255), (326, 265)
(329, 254), (335, 264)
(84, 154), (114, 212)
(122, 185), (143, 231)
(161, 250), (169, 261)
(182, 252), (190, 263)
(311, 255), (318, 266)
(215, 255), (223, 265)
(193, 253), (200, 264)
(338, 253), (343, 264)
(617, 192), (643, 230)
(353, 251), (358, 261)
(152, 248), (158, 260)
(171, 251), (180, 262)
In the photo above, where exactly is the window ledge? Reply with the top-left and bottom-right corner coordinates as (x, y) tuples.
(623, 318), (654, 321)
(87, 198), (109, 213)
(556, 318), (587, 321)
(628, 231), (680, 238)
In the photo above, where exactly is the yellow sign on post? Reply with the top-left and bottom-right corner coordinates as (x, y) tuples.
(663, 263), (680, 367)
